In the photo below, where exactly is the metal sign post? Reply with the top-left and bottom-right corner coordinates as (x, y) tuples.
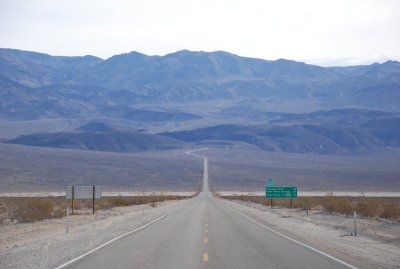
(268, 179), (274, 208)
(353, 211), (357, 237)
(71, 186), (74, 215)
(66, 207), (70, 233)
(66, 185), (102, 215)
(266, 186), (297, 199)
(92, 185), (95, 214)
(266, 186), (298, 209)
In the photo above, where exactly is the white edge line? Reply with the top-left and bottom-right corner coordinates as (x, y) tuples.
(55, 209), (179, 269)
(226, 204), (359, 269)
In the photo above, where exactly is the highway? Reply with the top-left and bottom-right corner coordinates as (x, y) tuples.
(63, 152), (357, 269)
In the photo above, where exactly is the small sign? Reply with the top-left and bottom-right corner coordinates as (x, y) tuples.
(266, 186), (297, 199)
(66, 186), (102, 199)
(268, 179), (274, 187)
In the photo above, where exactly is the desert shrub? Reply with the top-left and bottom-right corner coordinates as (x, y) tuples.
(0, 195), (191, 223)
(11, 198), (55, 222)
(294, 197), (317, 210)
(222, 195), (400, 220)
(109, 197), (131, 207)
(333, 197), (353, 217)
(356, 197), (380, 218)
(321, 193), (336, 214)
(379, 201), (400, 219)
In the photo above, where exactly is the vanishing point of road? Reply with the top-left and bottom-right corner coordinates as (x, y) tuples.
(63, 150), (357, 269)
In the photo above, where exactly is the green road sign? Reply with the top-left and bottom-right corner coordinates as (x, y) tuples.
(266, 186), (297, 198)
(268, 179), (274, 187)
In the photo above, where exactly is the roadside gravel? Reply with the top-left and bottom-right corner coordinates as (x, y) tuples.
(0, 199), (187, 269)
(222, 198), (400, 269)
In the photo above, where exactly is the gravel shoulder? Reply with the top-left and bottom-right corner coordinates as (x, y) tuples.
(222, 198), (400, 269)
(0, 199), (188, 269)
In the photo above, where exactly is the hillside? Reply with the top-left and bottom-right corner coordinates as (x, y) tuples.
(8, 131), (185, 152)
(1, 48), (399, 155)
(1, 48), (399, 114)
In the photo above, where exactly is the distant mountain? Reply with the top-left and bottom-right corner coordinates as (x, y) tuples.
(78, 122), (120, 132)
(362, 117), (400, 146)
(328, 60), (400, 80)
(1, 48), (399, 155)
(0, 48), (102, 87)
(8, 131), (185, 152)
(99, 106), (202, 122)
(1, 48), (399, 112)
(270, 109), (395, 125)
(161, 123), (384, 154)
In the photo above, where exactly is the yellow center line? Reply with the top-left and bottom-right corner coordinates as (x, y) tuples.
(204, 238), (208, 243)
(203, 253), (209, 262)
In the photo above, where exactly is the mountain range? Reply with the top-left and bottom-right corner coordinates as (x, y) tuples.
(1, 48), (399, 154)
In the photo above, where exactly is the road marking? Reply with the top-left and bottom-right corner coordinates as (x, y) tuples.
(55, 209), (179, 269)
(204, 238), (208, 243)
(205, 223), (208, 227)
(203, 253), (209, 262)
(205, 229), (208, 233)
(227, 205), (359, 269)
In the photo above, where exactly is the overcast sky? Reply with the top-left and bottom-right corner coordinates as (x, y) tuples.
(1, 0), (399, 66)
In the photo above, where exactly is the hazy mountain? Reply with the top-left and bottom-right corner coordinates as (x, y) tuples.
(162, 123), (383, 155)
(0, 48), (102, 87)
(1, 48), (399, 155)
(8, 131), (185, 152)
(1, 48), (399, 112)
(99, 106), (202, 122)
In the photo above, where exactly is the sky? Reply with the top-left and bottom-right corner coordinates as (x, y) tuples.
(0, 0), (399, 66)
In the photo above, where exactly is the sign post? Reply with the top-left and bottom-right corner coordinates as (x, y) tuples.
(66, 185), (102, 214)
(265, 186), (297, 209)
(265, 186), (297, 198)
(66, 207), (70, 233)
(71, 186), (74, 215)
(353, 211), (357, 237)
(92, 185), (95, 214)
(267, 179), (274, 208)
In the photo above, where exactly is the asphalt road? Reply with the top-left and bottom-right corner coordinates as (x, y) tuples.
(65, 153), (356, 269)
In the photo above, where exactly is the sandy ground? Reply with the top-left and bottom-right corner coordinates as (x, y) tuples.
(218, 191), (400, 197)
(221, 198), (400, 269)
(0, 199), (187, 269)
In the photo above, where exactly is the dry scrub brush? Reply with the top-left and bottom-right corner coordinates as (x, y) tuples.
(222, 195), (400, 219)
(0, 195), (190, 224)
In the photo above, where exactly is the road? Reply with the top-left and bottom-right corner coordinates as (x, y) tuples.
(63, 151), (357, 269)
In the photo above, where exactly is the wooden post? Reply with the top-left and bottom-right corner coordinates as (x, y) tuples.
(290, 197), (293, 208)
(271, 198), (273, 209)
